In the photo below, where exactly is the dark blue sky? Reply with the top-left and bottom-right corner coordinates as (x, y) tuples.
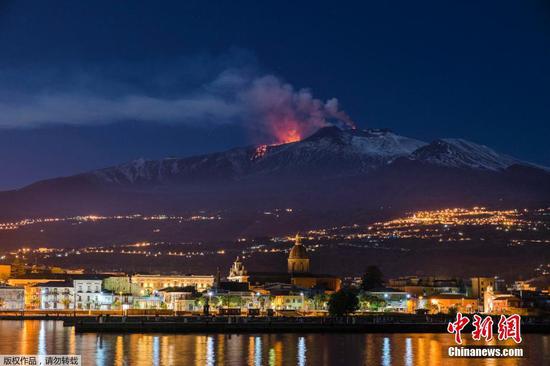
(0, 0), (549, 189)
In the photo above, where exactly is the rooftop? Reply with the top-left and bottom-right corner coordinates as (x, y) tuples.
(34, 280), (74, 288)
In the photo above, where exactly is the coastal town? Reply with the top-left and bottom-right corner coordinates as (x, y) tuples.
(0, 234), (548, 318)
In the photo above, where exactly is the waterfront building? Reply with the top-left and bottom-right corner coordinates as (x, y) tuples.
(484, 286), (523, 314)
(74, 278), (102, 309)
(421, 294), (478, 314)
(491, 294), (523, 314)
(387, 276), (462, 297)
(113, 293), (134, 309)
(470, 277), (496, 311)
(35, 281), (75, 310)
(0, 285), (25, 311)
(361, 288), (412, 312)
(7, 275), (67, 309)
(262, 283), (306, 311)
(210, 281), (255, 310)
(133, 296), (163, 309)
(131, 274), (214, 295)
(96, 291), (116, 310)
(158, 286), (199, 312)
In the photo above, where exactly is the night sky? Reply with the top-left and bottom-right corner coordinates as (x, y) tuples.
(0, 0), (549, 190)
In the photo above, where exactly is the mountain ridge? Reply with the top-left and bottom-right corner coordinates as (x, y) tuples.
(1, 126), (548, 220)
(77, 126), (547, 187)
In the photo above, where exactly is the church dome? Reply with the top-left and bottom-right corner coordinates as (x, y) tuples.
(288, 234), (310, 274)
(288, 234), (308, 259)
(289, 244), (308, 259)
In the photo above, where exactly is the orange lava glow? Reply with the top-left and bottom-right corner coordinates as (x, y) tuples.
(269, 119), (307, 145)
(278, 128), (301, 144)
(251, 144), (268, 160)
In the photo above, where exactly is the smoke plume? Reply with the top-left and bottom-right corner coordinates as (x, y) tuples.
(0, 55), (355, 144)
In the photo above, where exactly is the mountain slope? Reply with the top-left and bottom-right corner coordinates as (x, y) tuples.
(89, 126), (428, 185)
(410, 139), (521, 171)
(0, 127), (548, 220)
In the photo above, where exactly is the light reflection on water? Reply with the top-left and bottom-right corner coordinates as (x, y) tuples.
(382, 336), (391, 366)
(0, 321), (547, 365)
(297, 336), (306, 366)
(405, 337), (413, 366)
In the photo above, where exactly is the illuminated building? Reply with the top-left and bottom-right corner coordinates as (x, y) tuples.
(490, 295), (524, 314)
(420, 294), (478, 314)
(362, 288), (412, 312)
(74, 278), (102, 309)
(270, 293), (305, 311)
(236, 234), (341, 293)
(7, 275), (67, 309)
(287, 234), (310, 274)
(157, 286), (199, 312)
(0, 285), (25, 310)
(227, 257), (249, 283)
(262, 283), (306, 311)
(470, 277), (496, 311)
(131, 274), (214, 295)
(484, 286), (524, 315)
(35, 281), (74, 310)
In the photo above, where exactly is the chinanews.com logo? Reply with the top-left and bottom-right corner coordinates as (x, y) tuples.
(446, 313), (525, 358)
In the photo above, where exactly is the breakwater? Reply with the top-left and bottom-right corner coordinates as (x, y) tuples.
(73, 315), (550, 334)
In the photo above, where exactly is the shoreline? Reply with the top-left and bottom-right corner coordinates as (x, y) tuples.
(0, 314), (547, 334)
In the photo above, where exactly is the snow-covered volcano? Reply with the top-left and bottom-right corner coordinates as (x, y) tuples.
(88, 126), (429, 185)
(87, 126), (543, 186)
(1, 126), (548, 219)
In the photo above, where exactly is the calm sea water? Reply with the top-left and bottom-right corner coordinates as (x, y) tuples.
(0, 321), (548, 365)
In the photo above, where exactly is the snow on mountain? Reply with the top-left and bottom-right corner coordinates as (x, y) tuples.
(92, 147), (252, 185)
(3, 126), (549, 220)
(410, 138), (523, 171)
(91, 127), (429, 184)
(87, 127), (548, 187)
(302, 127), (427, 157)
(245, 127), (428, 175)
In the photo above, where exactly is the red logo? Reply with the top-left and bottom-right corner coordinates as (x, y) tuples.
(447, 312), (470, 344)
(497, 314), (522, 343)
(447, 313), (522, 344)
(472, 314), (494, 341)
